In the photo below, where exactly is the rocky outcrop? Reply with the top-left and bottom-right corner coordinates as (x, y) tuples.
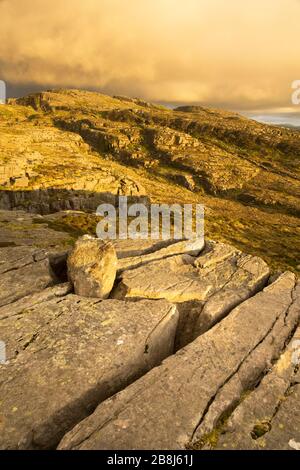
(58, 273), (300, 450)
(0, 222), (299, 451)
(115, 242), (268, 303)
(68, 236), (117, 299)
(0, 186), (147, 214)
(114, 241), (270, 347)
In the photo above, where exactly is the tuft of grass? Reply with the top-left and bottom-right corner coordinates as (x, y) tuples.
(250, 420), (272, 440)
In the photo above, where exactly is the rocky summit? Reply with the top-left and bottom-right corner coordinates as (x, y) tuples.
(0, 89), (299, 451)
(0, 217), (299, 450)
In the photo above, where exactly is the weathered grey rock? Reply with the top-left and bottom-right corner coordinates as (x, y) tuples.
(114, 254), (208, 302)
(0, 246), (56, 307)
(114, 242), (248, 303)
(114, 242), (269, 347)
(117, 238), (205, 274)
(0, 282), (72, 321)
(0, 189), (104, 214)
(0, 283), (72, 359)
(194, 241), (237, 268)
(263, 385), (300, 450)
(67, 236), (117, 298)
(209, 325), (300, 450)
(194, 253), (270, 337)
(113, 238), (180, 259)
(58, 272), (298, 450)
(0, 297), (178, 449)
(194, 282), (300, 449)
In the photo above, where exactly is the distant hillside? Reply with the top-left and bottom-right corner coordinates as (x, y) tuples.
(0, 89), (299, 273)
(278, 124), (300, 131)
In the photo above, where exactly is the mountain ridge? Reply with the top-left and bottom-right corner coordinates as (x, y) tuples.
(0, 88), (299, 273)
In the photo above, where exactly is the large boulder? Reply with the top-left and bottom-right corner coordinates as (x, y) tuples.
(67, 235), (117, 298)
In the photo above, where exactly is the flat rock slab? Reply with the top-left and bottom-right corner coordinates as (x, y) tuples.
(58, 272), (298, 450)
(117, 238), (205, 274)
(114, 241), (238, 303)
(191, 284), (300, 449)
(114, 242), (268, 304)
(114, 242), (269, 347)
(263, 385), (300, 450)
(0, 297), (178, 449)
(212, 325), (300, 450)
(0, 283), (72, 359)
(181, 252), (269, 346)
(175, 251), (270, 349)
(115, 254), (209, 302)
(0, 246), (55, 307)
(113, 238), (180, 259)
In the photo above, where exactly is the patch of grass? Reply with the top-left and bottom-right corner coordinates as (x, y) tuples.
(250, 420), (272, 440)
(33, 212), (99, 238)
(190, 429), (220, 450)
(187, 406), (234, 450)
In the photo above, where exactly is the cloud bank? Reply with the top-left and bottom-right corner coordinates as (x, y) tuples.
(0, 0), (299, 111)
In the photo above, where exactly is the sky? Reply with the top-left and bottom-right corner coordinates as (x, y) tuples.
(0, 0), (300, 123)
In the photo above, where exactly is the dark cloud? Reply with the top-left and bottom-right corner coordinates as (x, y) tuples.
(0, 0), (299, 113)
